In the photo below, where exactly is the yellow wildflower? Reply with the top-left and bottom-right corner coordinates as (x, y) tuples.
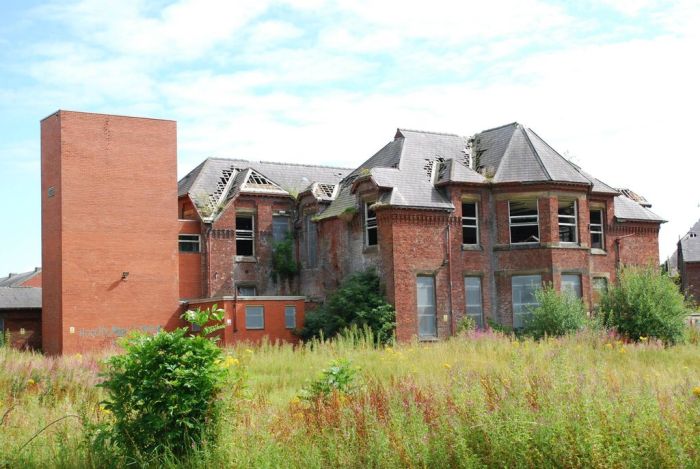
(443, 363), (452, 369)
(74, 353), (82, 359)
(605, 343), (613, 349)
(693, 387), (700, 398)
(223, 356), (239, 368)
(27, 378), (35, 386)
(290, 396), (301, 405)
(245, 348), (254, 355)
(99, 404), (112, 415)
(639, 336), (648, 342)
(619, 347), (627, 354)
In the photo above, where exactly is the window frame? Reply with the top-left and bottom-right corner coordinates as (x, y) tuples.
(245, 305), (265, 330)
(512, 274), (542, 329)
(365, 202), (378, 247)
(272, 215), (291, 243)
(509, 200), (540, 244)
(464, 276), (484, 328)
(416, 275), (437, 339)
(237, 285), (257, 296)
(304, 214), (317, 268)
(235, 214), (255, 257)
(284, 305), (296, 329)
(461, 202), (479, 246)
(592, 277), (608, 311)
(178, 234), (201, 253)
(589, 209), (604, 250)
(561, 274), (582, 298)
(558, 198), (578, 244)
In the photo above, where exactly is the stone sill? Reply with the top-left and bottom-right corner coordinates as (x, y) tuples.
(363, 245), (379, 254)
(494, 243), (590, 251)
(235, 256), (257, 263)
(591, 248), (608, 256)
(461, 244), (482, 251)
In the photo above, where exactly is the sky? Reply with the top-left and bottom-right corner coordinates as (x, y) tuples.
(1, 0), (699, 274)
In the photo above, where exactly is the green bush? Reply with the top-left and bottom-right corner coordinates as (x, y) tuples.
(601, 265), (691, 344)
(524, 284), (587, 339)
(271, 233), (299, 283)
(300, 358), (358, 401)
(98, 306), (228, 458)
(299, 269), (396, 344)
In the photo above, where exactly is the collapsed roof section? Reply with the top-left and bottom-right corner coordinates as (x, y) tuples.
(178, 158), (351, 221)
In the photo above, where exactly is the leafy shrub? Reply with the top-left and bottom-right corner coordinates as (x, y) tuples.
(457, 316), (477, 334)
(524, 284), (587, 339)
(300, 358), (358, 401)
(299, 269), (396, 344)
(98, 306), (228, 458)
(601, 266), (691, 344)
(271, 233), (299, 283)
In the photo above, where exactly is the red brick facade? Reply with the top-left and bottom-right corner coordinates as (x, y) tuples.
(41, 111), (181, 354)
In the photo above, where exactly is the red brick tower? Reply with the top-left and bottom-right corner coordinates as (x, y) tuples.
(41, 111), (180, 354)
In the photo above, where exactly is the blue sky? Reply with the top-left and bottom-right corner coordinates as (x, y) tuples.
(1, 0), (699, 273)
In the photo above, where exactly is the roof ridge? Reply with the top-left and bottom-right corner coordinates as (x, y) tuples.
(397, 128), (461, 137)
(477, 121), (520, 134)
(519, 124), (552, 181)
(205, 156), (352, 170)
(525, 127), (591, 184)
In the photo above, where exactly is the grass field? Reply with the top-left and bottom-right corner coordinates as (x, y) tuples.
(1, 329), (699, 468)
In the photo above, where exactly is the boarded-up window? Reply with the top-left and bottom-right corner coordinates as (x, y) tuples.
(512, 275), (542, 328)
(417, 276), (437, 339)
(464, 276), (483, 328)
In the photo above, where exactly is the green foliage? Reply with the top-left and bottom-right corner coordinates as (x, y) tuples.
(300, 359), (358, 401)
(182, 304), (226, 336)
(97, 306), (228, 458)
(601, 265), (691, 344)
(271, 233), (299, 283)
(487, 318), (513, 334)
(457, 315), (477, 334)
(524, 284), (587, 339)
(299, 269), (396, 344)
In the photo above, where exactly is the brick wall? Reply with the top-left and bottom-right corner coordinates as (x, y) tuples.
(0, 310), (41, 349)
(683, 263), (700, 304)
(41, 111), (180, 354)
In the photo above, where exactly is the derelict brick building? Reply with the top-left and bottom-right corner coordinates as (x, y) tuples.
(41, 111), (665, 352)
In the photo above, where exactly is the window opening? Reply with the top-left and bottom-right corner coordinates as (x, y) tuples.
(509, 200), (539, 243)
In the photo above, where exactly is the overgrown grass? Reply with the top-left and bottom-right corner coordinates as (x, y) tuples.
(2, 329), (700, 468)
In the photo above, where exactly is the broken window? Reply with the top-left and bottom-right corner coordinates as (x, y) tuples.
(304, 214), (317, 267)
(462, 202), (478, 245)
(285, 305), (296, 329)
(464, 276), (483, 328)
(590, 209), (604, 249)
(512, 275), (542, 328)
(509, 200), (539, 244)
(235, 214), (254, 256)
(272, 215), (290, 243)
(558, 199), (578, 243)
(561, 274), (582, 298)
(237, 285), (257, 296)
(365, 203), (377, 246)
(592, 277), (608, 311)
(245, 305), (264, 329)
(178, 234), (200, 252)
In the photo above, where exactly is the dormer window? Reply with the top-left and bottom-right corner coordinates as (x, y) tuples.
(365, 203), (378, 246)
(509, 200), (539, 244)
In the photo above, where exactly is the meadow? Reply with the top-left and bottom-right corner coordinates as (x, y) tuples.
(1, 329), (699, 468)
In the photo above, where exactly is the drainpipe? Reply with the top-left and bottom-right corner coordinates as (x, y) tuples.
(615, 233), (636, 271)
(445, 219), (455, 336)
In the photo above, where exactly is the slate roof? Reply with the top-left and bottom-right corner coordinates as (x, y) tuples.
(680, 219), (700, 263)
(0, 269), (41, 287)
(0, 287), (42, 309)
(473, 122), (598, 186)
(179, 124), (663, 227)
(613, 195), (666, 223)
(318, 129), (467, 219)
